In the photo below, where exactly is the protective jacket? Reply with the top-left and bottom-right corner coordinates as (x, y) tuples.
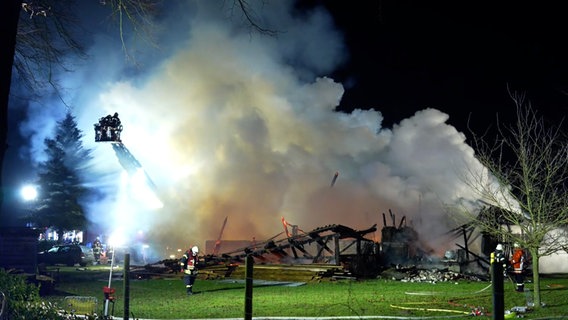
(180, 250), (198, 275)
(510, 248), (524, 274)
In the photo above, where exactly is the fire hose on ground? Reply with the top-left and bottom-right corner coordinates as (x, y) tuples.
(403, 283), (493, 296)
(396, 283), (494, 316)
(389, 302), (472, 316)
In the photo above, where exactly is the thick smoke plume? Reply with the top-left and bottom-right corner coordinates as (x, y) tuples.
(19, 1), (488, 257)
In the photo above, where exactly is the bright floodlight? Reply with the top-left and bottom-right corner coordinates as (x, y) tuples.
(108, 230), (127, 247)
(21, 185), (38, 201)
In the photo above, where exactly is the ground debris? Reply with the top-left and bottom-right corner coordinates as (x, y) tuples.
(128, 259), (181, 279)
(380, 266), (485, 283)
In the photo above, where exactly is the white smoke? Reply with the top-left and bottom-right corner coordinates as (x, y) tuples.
(18, 1), (491, 257)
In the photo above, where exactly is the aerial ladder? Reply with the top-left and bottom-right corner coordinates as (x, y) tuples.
(93, 113), (160, 203)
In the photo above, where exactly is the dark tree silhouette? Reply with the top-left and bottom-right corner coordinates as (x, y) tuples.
(0, 1), (22, 222)
(29, 111), (92, 242)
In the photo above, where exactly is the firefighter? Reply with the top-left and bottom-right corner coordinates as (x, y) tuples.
(111, 112), (121, 126)
(180, 245), (199, 295)
(93, 237), (103, 264)
(94, 122), (102, 141)
(510, 242), (525, 292)
(98, 116), (110, 140)
(109, 113), (121, 141)
(490, 244), (506, 267)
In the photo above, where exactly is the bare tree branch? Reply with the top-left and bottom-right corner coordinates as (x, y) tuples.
(458, 94), (568, 308)
(15, 1), (86, 96)
(233, 0), (278, 36)
(100, 0), (161, 61)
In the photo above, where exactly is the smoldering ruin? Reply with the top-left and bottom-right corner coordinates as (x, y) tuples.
(137, 210), (492, 283)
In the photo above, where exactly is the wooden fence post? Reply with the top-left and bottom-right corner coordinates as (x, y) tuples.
(244, 255), (253, 320)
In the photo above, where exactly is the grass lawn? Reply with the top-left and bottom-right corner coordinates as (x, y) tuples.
(42, 264), (568, 319)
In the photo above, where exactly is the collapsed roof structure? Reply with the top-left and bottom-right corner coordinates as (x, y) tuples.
(198, 209), (497, 279)
(204, 221), (379, 277)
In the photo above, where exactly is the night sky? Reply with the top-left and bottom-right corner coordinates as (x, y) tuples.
(319, 1), (568, 133)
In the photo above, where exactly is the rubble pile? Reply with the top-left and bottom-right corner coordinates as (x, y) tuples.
(382, 266), (486, 283)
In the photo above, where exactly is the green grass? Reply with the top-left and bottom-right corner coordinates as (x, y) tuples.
(42, 265), (568, 319)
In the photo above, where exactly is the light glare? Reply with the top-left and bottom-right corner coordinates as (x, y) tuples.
(21, 185), (38, 201)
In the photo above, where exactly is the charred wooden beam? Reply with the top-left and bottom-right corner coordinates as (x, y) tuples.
(398, 216), (406, 229)
(455, 243), (489, 265)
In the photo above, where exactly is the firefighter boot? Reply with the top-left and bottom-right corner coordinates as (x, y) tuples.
(186, 285), (193, 295)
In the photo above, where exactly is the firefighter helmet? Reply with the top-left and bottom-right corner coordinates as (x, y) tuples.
(191, 246), (199, 255)
(496, 244), (503, 251)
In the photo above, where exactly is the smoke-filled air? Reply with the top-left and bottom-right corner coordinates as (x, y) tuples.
(19, 1), (492, 258)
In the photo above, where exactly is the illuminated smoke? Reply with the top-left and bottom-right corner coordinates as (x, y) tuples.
(18, 1), (490, 256)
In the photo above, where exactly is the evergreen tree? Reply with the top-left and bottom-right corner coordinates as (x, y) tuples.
(31, 111), (92, 242)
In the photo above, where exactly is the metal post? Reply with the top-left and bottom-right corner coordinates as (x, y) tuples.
(104, 247), (115, 317)
(123, 253), (130, 320)
(244, 255), (253, 320)
(491, 250), (504, 320)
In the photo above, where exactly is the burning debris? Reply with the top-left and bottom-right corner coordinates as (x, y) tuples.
(206, 222), (379, 276)
(196, 210), (494, 281)
(104, 209), (490, 283)
(117, 209), (495, 284)
(203, 218), (370, 277)
(330, 171), (339, 188)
